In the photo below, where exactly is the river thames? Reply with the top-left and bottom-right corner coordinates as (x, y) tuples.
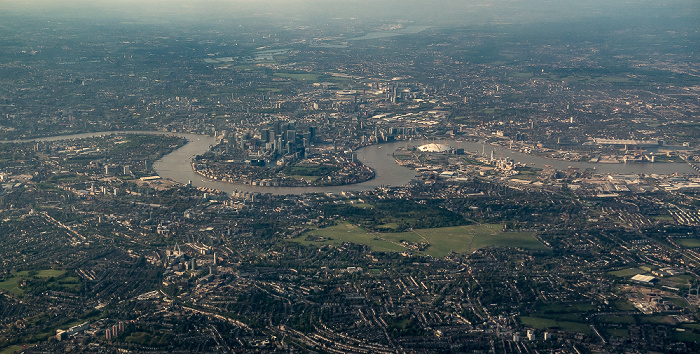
(8, 131), (696, 195)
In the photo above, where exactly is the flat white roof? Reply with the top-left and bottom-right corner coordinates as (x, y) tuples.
(631, 274), (656, 283)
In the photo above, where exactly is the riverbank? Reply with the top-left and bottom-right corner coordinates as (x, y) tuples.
(6, 131), (696, 195)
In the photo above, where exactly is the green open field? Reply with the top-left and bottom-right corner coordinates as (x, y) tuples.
(232, 64), (260, 70)
(674, 331), (700, 343)
(410, 224), (544, 257)
(0, 270), (75, 296)
(653, 215), (675, 221)
(534, 302), (595, 322)
(256, 87), (284, 93)
(599, 315), (636, 324)
(291, 223), (544, 257)
(665, 297), (691, 308)
(557, 322), (591, 334)
(543, 303), (595, 313)
(608, 267), (646, 277)
(273, 73), (320, 81)
(519, 302), (607, 330)
(293, 223), (406, 253)
(519, 316), (591, 334)
(22, 269), (65, 277)
(613, 300), (637, 311)
(0, 345), (31, 354)
(639, 315), (677, 325)
(663, 274), (696, 287)
(376, 223), (401, 231)
(677, 238), (700, 248)
(519, 316), (557, 328)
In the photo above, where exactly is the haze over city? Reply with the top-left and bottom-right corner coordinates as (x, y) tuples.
(2, 0), (698, 24)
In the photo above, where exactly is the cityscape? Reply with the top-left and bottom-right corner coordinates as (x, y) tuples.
(0, 1), (699, 353)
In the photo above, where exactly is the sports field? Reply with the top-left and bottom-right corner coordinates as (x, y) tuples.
(608, 267), (645, 277)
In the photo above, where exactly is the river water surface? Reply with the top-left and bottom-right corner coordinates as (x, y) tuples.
(8, 131), (696, 195)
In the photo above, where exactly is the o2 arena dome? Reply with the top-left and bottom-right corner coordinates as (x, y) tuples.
(417, 143), (452, 153)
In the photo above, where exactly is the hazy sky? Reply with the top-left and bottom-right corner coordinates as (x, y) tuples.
(0, 0), (697, 25)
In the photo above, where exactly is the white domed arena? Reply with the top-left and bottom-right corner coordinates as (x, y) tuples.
(417, 143), (452, 153)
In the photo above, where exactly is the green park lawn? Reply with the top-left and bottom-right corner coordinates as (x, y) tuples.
(273, 73), (320, 81)
(0, 345), (32, 354)
(0, 270), (75, 296)
(676, 238), (700, 248)
(291, 222), (544, 257)
(599, 315), (636, 325)
(293, 223), (406, 253)
(519, 316), (591, 334)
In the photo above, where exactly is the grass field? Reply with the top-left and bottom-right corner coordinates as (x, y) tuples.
(291, 223), (544, 257)
(613, 300), (637, 311)
(256, 88), (284, 93)
(558, 321), (591, 334)
(639, 316), (677, 325)
(519, 316), (591, 334)
(293, 223), (407, 253)
(536, 303), (595, 317)
(410, 224), (544, 257)
(376, 223), (401, 231)
(24, 270), (66, 278)
(540, 313), (581, 322)
(519, 316), (556, 328)
(673, 331), (700, 343)
(653, 215), (675, 221)
(273, 73), (320, 81)
(665, 297), (691, 308)
(662, 274), (696, 287)
(599, 315), (636, 324)
(0, 345), (30, 354)
(676, 238), (700, 248)
(0, 278), (22, 296)
(608, 267), (646, 277)
(0, 270), (70, 296)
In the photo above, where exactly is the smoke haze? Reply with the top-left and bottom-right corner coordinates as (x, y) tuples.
(1, 0), (697, 25)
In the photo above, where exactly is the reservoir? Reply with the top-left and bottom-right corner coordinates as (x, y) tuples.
(7, 131), (696, 195)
